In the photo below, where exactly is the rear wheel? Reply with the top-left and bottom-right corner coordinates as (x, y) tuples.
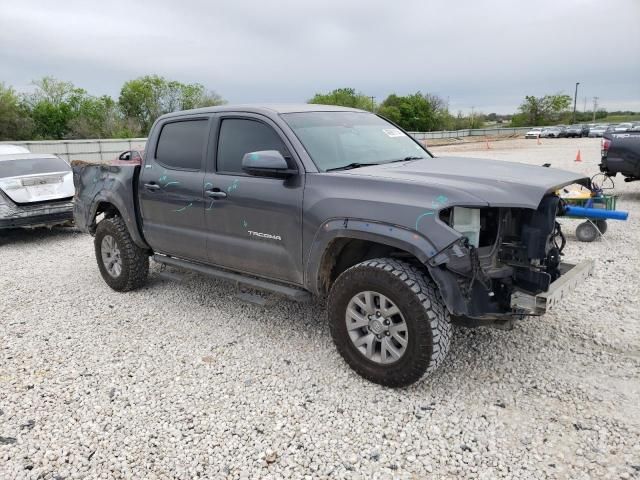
(94, 216), (149, 291)
(328, 258), (452, 387)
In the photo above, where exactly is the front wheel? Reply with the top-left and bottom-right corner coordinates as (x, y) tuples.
(94, 216), (149, 291)
(328, 258), (452, 387)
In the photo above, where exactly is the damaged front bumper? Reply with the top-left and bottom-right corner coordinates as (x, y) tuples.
(0, 195), (74, 229)
(510, 259), (594, 315)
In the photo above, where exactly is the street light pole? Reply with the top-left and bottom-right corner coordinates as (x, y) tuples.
(369, 96), (375, 112)
(572, 82), (580, 124)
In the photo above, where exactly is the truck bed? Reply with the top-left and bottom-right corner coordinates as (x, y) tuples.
(72, 161), (146, 246)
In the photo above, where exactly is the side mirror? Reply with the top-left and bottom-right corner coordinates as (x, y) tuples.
(241, 150), (297, 178)
(119, 151), (131, 161)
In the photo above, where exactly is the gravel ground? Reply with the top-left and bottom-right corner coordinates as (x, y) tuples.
(1, 137), (639, 479)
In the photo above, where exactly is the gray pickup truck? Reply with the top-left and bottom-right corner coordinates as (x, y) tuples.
(600, 131), (640, 182)
(73, 105), (593, 387)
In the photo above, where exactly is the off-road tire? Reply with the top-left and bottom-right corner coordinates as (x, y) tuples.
(328, 258), (452, 388)
(575, 221), (598, 242)
(94, 216), (149, 291)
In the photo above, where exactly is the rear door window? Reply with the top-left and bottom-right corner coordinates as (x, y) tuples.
(155, 120), (208, 170)
(216, 118), (288, 174)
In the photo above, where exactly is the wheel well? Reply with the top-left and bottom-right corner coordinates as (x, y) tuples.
(318, 238), (424, 294)
(91, 202), (121, 231)
(96, 202), (120, 217)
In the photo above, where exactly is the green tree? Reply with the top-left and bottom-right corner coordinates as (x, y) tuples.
(308, 88), (375, 111)
(512, 94), (572, 126)
(119, 75), (225, 133)
(378, 92), (451, 131)
(68, 95), (129, 139)
(0, 83), (33, 140)
(22, 76), (90, 139)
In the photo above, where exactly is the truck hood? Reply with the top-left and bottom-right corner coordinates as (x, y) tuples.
(340, 156), (589, 209)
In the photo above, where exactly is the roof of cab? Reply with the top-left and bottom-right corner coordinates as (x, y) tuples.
(158, 103), (367, 120)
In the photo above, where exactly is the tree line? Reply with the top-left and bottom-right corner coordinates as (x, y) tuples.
(308, 88), (485, 131)
(0, 76), (224, 141)
(0, 77), (623, 142)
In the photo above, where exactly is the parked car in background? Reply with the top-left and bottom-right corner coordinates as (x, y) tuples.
(525, 128), (543, 139)
(565, 125), (584, 138)
(540, 127), (566, 138)
(614, 123), (633, 132)
(588, 125), (608, 137)
(112, 149), (144, 166)
(0, 144), (30, 155)
(0, 153), (74, 229)
(630, 123), (640, 132)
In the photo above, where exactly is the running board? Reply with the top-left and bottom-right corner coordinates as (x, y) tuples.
(152, 255), (312, 302)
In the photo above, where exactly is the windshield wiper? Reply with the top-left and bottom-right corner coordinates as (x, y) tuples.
(326, 162), (379, 172)
(386, 156), (424, 163)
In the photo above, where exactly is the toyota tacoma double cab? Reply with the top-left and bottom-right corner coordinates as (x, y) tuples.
(73, 105), (593, 387)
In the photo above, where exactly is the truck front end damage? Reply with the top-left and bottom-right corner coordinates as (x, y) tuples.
(428, 193), (593, 323)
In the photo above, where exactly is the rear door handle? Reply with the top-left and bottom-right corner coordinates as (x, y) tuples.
(205, 190), (227, 199)
(144, 183), (161, 191)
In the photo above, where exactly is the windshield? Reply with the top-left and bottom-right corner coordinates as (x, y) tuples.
(281, 111), (429, 172)
(0, 157), (70, 179)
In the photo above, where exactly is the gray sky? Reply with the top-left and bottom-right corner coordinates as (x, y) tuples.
(1, 0), (639, 114)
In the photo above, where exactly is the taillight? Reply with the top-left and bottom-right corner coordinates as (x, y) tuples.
(601, 138), (611, 151)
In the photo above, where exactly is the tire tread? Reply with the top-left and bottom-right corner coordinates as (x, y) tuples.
(328, 257), (452, 387)
(94, 216), (149, 291)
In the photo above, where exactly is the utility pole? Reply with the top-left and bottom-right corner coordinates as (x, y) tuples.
(572, 82), (580, 124)
(592, 97), (599, 122)
(369, 96), (375, 112)
(583, 96), (587, 113)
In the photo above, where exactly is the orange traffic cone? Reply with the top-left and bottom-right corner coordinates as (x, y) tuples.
(485, 137), (491, 149)
(575, 149), (582, 162)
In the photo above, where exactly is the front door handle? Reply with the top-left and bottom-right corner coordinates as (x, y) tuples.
(144, 183), (161, 191)
(205, 190), (227, 199)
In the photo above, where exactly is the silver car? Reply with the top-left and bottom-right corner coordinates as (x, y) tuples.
(0, 151), (74, 229)
(614, 122), (633, 132)
(540, 127), (564, 138)
(588, 125), (608, 137)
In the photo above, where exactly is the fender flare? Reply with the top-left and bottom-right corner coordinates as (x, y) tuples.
(89, 190), (149, 249)
(304, 218), (439, 295)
